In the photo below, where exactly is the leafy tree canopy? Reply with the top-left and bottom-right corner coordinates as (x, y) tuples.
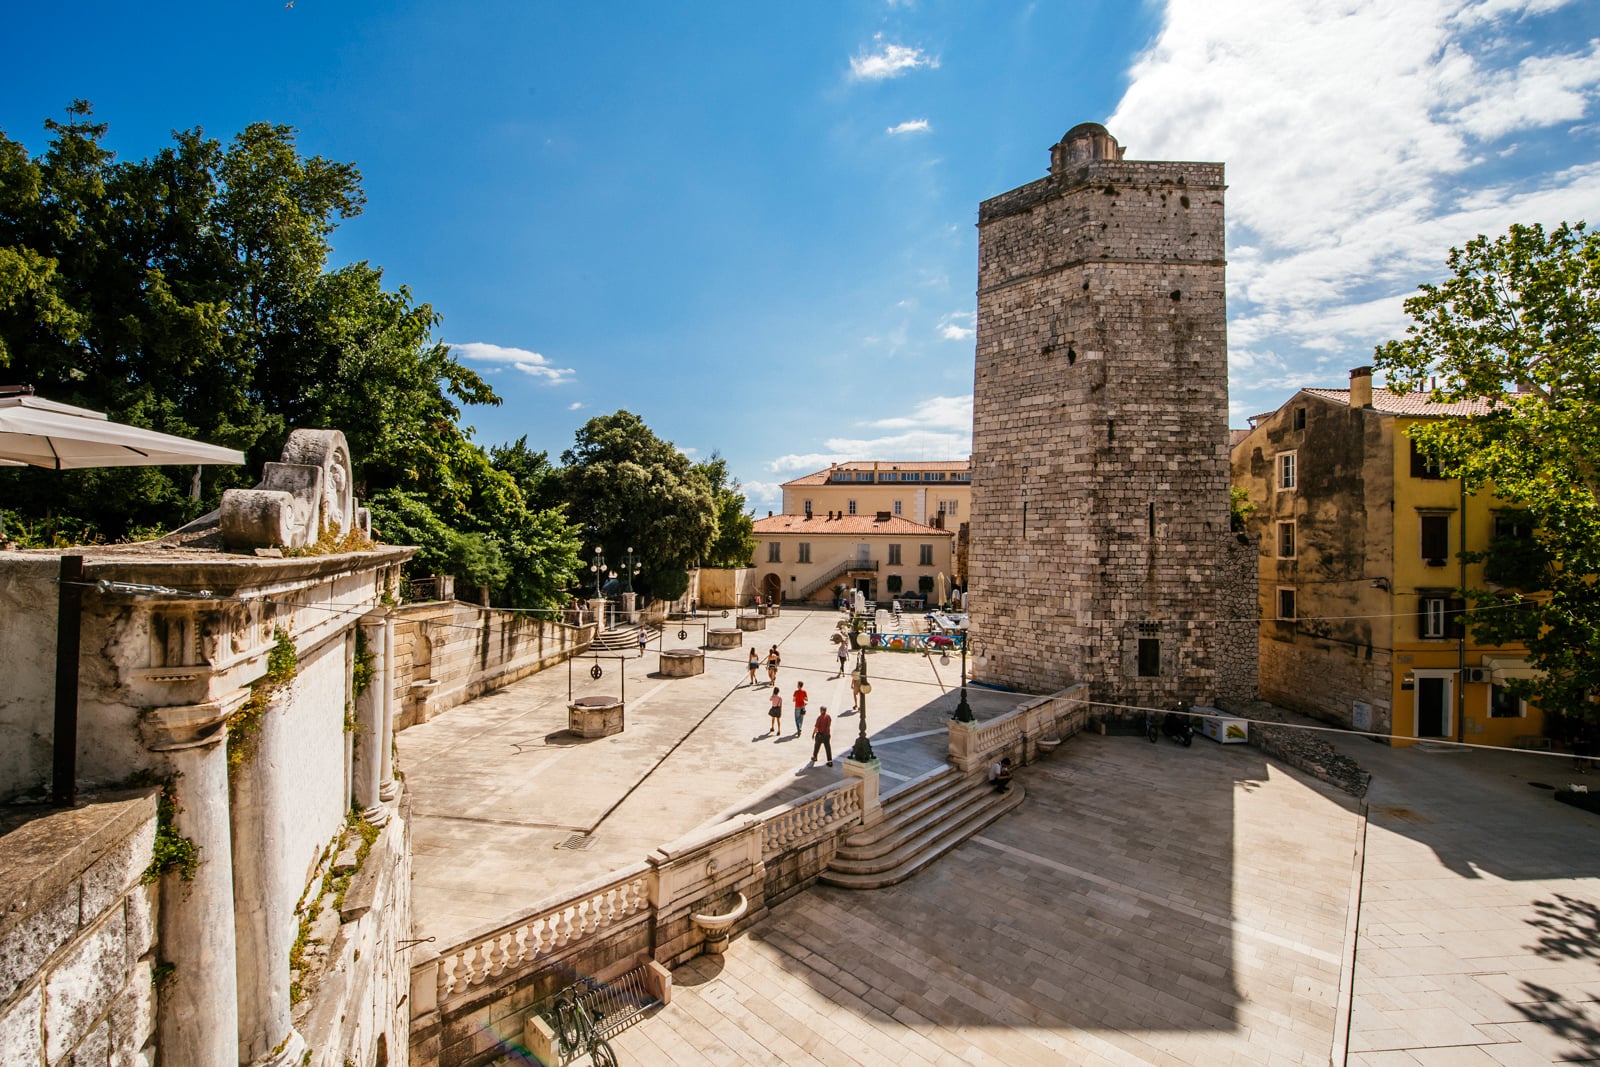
(1374, 220), (1600, 729)
(696, 451), (756, 569)
(0, 102), (581, 607)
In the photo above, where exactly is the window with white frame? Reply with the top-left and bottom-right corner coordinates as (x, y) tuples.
(1276, 520), (1296, 559)
(1277, 451), (1297, 490)
(893, 500), (902, 516)
(847, 499), (857, 515)
(803, 499), (812, 516)
(1277, 587), (1297, 620)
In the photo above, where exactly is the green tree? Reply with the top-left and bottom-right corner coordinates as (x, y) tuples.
(696, 452), (756, 568)
(1374, 220), (1600, 729)
(560, 411), (715, 597)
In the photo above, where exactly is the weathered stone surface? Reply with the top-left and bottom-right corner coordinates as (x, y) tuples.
(106, 960), (154, 1065)
(0, 983), (42, 1067)
(967, 124), (1252, 707)
(0, 886), (78, 1008)
(43, 911), (125, 1065)
(68, 1015), (109, 1067)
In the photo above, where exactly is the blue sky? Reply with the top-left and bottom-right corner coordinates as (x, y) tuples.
(5, 1), (1598, 515)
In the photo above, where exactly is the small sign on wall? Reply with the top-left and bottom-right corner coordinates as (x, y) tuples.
(1352, 700), (1372, 732)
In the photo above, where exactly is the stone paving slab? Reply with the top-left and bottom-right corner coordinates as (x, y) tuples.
(609, 733), (1361, 1066)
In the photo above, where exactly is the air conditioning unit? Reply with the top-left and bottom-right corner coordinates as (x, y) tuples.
(1463, 667), (1489, 684)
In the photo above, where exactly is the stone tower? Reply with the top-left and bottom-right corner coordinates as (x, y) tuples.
(967, 123), (1234, 707)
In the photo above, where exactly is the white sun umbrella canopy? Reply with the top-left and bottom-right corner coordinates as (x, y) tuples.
(0, 393), (245, 469)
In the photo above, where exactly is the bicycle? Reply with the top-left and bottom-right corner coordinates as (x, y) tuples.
(551, 979), (618, 1066)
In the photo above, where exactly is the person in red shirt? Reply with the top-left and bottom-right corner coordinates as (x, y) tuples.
(792, 681), (808, 736)
(810, 706), (832, 766)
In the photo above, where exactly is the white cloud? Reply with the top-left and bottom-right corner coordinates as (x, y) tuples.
(449, 342), (576, 384)
(938, 311), (974, 341)
(869, 394), (973, 432)
(1108, 0), (1600, 420)
(764, 396), (973, 482)
(567, 401), (583, 411)
(850, 38), (939, 81)
(887, 119), (932, 135)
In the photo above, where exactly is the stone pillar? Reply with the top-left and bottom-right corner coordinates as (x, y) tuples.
(841, 757), (883, 828)
(229, 686), (308, 1067)
(589, 596), (609, 632)
(141, 701), (241, 1067)
(622, 591), (638, 623)
(353, 616), (390, 825)
(375, 614), (399, 803)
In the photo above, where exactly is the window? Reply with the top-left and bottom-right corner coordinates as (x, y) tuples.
(919, 544), (934, 566)
(767, 541), (781, 563)
(1420, 514), (1450, 564)
(1490, 684), (1525, 718)
(1137, 638), (1161, 677)
(1293, 406), (1306, 430)
(803, 499), (812, 516)
(1277, 451), (1297, 491)
(1418, 595), (1465, 639)
(847, 500), (857, 516)
(1277, 587), (1297, 621)
(1494, 512), (1533, 539)
(888, 544), (902, 565)
(927, 472), (947, 482)
(1276, 521), (1296, 559)
(938, 499), (959, 516)
(879, 471), (898, 482)
(1410, 439), (1444, 479)
(797, 542), (811, 564)
(902, 473), (921, 482)
(892, 500), (902, 516)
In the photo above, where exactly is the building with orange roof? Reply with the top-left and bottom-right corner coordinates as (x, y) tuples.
(1231, 366), (1541, 748)
(779, 460), (970, 531)
(751, 510), (956, 606)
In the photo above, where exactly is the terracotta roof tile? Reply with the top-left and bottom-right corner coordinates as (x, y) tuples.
(1302, 388), (1498, 417)
(780, 458), (971, 489)
(752, 514), (954, 536)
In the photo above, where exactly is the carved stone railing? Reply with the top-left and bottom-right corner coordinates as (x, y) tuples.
(759, 779), (863, 858)
(949, 683), (1092, 774)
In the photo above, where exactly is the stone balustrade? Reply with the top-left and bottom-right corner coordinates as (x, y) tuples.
(759, 780), (863, 858)
(948, 683), (1092, 773)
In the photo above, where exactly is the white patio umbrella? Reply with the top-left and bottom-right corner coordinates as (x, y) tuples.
(0, 392), (245, 469)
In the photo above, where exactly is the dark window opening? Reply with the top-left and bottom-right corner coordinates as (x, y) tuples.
(1137, 638), (1161, 677)
(1410, 439), (1445, 479)
(1420, 514), (1450, 563)
(1293, 406), (1306, 430)
(1278, 588), (1296, 621)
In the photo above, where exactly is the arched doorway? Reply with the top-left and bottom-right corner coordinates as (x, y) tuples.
(761, 572), (782, 604)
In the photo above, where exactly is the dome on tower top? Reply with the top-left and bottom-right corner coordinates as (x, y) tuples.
(1050, 123), (1125, 173)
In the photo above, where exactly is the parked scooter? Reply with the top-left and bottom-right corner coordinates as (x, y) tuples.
(1160, 709), (1194, 747)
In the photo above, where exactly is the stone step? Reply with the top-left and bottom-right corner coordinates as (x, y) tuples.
(592, 624), (652, 651)
(834, 773), (1009, 866)
(820, 782), (1024, 890)
(843, 768), (966, 849)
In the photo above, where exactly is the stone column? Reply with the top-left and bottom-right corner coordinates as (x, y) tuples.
(589, 596), (609, 632)
(622, 591), (638, 623)
(353, 616), (390, 825)
(229, 686), (308, 1067)
(141, 701), (241, 1067)
(841, 757), (883, 828)
(374, 613), (399, 803)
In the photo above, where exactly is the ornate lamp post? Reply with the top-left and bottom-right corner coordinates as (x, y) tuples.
(850, 639), (876, 762)
(590, 546), (607, 597)
(951, 625), (976, 723)
(620, 546), (642, 593)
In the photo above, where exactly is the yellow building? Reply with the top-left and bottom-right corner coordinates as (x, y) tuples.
(780, 460), (971, 530)
(751, 512), (956, 606)
(1231, 367), (1542, 747)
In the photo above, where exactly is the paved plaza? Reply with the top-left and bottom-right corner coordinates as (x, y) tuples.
(400, 606), (1600, 1064)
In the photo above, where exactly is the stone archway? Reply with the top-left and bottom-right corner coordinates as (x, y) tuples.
(761, 572), (782, 604)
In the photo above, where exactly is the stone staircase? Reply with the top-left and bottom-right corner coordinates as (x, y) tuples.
(819, 766), (1025, 890)
(591, 623), (652, 652)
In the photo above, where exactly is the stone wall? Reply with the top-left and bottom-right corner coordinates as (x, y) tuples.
(967, 125), (1235, 708)
(392, 601), (589, 730)
(1260, 631), (1394, 734)
(0, 789), (159, 1067)
(1215, 534), (1261, 707)
(694, 567), (756, 610)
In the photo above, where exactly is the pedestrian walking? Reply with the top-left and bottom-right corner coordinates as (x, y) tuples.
(766, 647), (780, 687)
(768, 686), (783, 736)
(638, 627), (648, 657)
(747, 649), (760, 687)
(810, 706), (833, 766)
(836, 640), (849, 677)
(792, 681), (808, 736)
(849, 672), (861, 713)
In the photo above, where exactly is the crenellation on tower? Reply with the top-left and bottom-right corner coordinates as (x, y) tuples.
(967, 124), (1253, 707)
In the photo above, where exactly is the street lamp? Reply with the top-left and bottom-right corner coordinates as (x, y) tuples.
(850, 639), (876, 762)
(590, 546), (607, 597)
(620, 546), (642, 594)
(950, 625), (976, 723)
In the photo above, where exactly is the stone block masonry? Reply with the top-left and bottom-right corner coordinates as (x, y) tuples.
(0, 789), (159, 1067)
(968, 123), (1246, 708)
